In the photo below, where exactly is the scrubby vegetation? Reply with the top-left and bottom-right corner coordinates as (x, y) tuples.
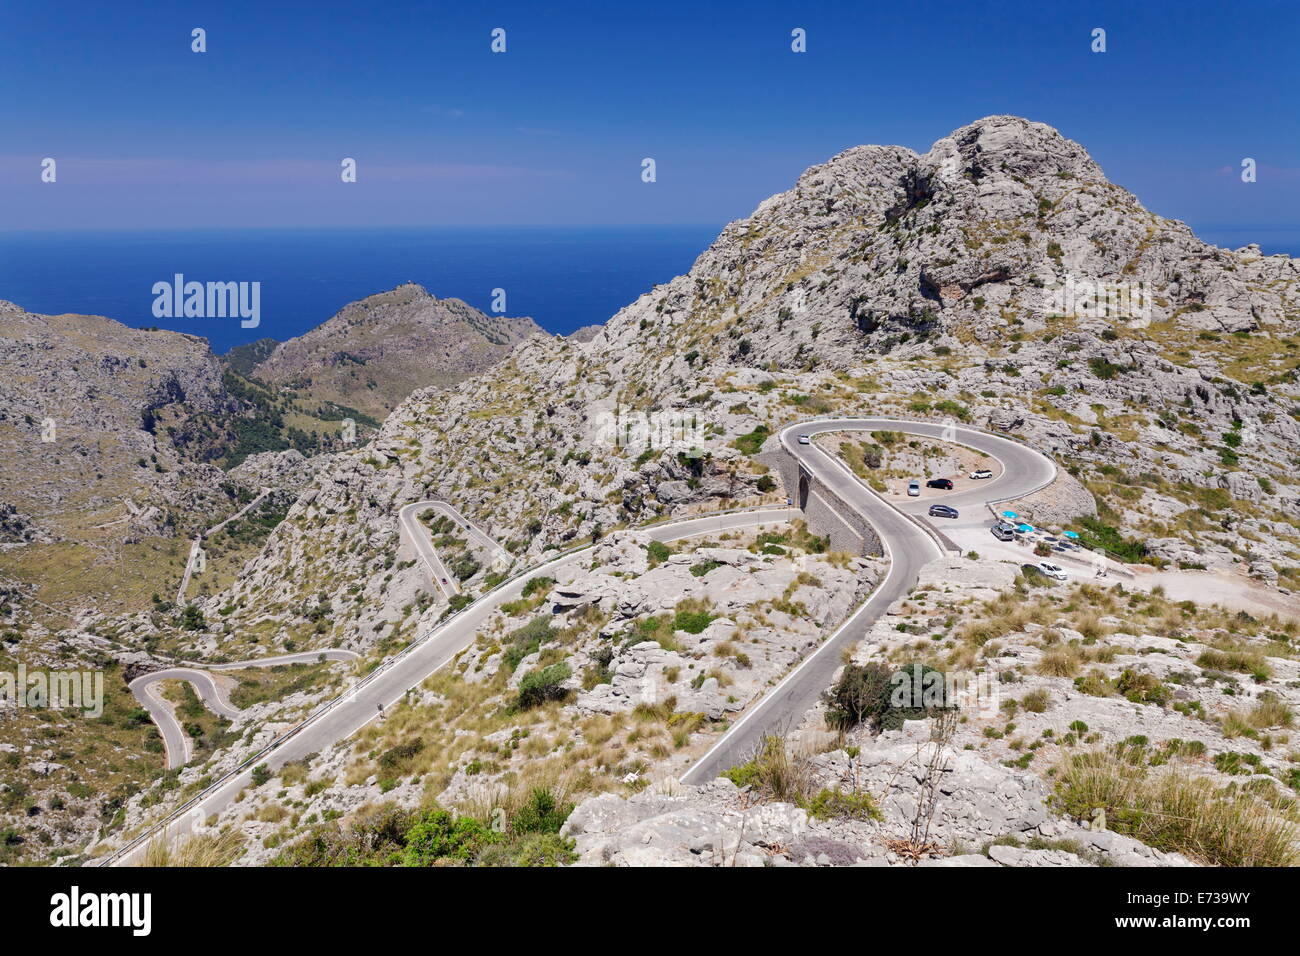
(822, 661), (948, 732)
(725, 735), (881, 821)
(270, 787), (577, 867)
(1052, 744), (1299, 866)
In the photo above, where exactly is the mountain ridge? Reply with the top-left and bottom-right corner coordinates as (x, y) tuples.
(249, 282), (544, 419)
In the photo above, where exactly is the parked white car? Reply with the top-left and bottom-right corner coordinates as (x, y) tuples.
(1036, 562), (1068, 581)
(907, 479), (921, 497)
(969, 468), (994, 480)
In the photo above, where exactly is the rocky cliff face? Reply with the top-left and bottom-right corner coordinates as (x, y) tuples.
(250, 283), (544, 419)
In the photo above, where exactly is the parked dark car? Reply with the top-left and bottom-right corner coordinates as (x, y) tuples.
(926, 478), (954, 490)
(928, 504), (959, 518)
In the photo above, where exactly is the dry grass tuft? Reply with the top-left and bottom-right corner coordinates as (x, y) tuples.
(1052, 751), (1298, 867)
(139, 828), (245, 867)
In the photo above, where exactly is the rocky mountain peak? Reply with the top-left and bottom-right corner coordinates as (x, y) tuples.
(250, 283), (544, 418)
(584, 114), (1297, 386)
(923, 115), (1107, 187)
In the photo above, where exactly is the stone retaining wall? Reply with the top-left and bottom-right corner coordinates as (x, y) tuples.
(757, 445), (883, 556)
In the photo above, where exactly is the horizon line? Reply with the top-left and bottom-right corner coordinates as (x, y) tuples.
(0, 222), (729, 235)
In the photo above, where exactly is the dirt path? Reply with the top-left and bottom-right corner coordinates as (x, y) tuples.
(1127, 564), (1299, 621)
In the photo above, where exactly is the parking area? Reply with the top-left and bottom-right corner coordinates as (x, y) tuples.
(881, 456), (1003, 503)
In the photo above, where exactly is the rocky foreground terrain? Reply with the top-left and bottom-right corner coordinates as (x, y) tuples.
(559, 557), (1299, 867)
(2, 116), (1299, 867)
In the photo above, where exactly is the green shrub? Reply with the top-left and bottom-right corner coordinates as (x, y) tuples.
(514, 663), (571, 710)
(521, 576), (554, 599)
(505, 832), (578, 867)
(401, 809), (500, 865)
(822, 662), (947, 732)
(1114, 669), (1171, 706)
(272, 801), (574, 868)
(379, 738), (424, 771)
(1072, 515), (1147, 563)
(645, 541), (672, 565)
(504, 617), (554, 671)
(1213, 751), (1263, 775)
(674, 609), (715, 634)
(732, 425), (770, 456)
(723, 759), (759, 788)
(806, 787), (883, 821)
(450, 555), (481, 581)
(1088, 358), (1129, 380)
(512, 787), (575, 835)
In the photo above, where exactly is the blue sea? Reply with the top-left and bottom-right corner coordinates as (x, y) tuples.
(0, 226), (1294, 355)
(0, 226), (721, 353)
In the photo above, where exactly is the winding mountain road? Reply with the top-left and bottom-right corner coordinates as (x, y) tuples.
(679, 417), (1055, 784)
(419, 500), (513, 568)
(106, 506), (800, 864)
(398, 500), (514, 600)
(175, 488), (272, 605)
(108, 417), (1057, 864)
(129, 650), (360, 770)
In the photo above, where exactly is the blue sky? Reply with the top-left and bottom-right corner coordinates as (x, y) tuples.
(2, 0), (1297, 233)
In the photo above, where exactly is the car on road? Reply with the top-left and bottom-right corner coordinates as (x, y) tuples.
(797, 434), (811, 445)
(969, 468), (994, 480)
(928, 504), (958, 518)
(907, 479), (921, 496)
(990, 522), (1015, 541)
(926, 478), (954, 490)
(1036, 562), (1068, 581)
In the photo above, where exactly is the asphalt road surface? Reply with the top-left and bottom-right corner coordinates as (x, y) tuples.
(129, 650), (360, 770)
(398, 501), (487, 600)
(679, 418), (1055, 784)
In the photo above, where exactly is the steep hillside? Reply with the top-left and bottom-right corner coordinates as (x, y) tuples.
(250, 283), (544, 420)
(0, 303), (242, 614)
(224, 338), (278, 376)
(195, 117), (1298, 665)
(0, 283), (542, 621)
(0, 301), (365, 619)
